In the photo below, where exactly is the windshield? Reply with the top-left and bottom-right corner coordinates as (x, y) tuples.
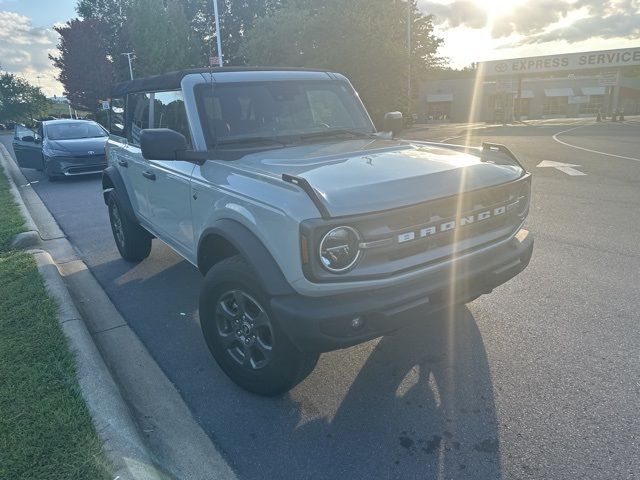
(46, 122), (107, 140)
(195, 80), (374, 148)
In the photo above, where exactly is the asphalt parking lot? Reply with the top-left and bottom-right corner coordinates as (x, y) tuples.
(2, 117), (639, 479)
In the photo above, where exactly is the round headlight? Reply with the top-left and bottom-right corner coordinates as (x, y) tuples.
(319, 226), (361, 273)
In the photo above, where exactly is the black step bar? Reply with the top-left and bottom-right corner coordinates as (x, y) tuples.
(282, 174), (331, 219)
(482, 142), (526, 170)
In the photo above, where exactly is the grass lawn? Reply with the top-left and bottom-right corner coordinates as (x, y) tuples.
(0, 169), (111, 479)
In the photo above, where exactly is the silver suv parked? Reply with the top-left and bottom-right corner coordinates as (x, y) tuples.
(103, 68), (533, 395)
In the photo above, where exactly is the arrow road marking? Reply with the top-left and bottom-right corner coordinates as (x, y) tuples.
(537, 160), (587, 176)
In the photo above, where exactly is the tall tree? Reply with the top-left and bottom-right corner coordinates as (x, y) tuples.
(76, 0), (133, 81)
(77, 0), (282, 73)
(50, 19), (115, 114)
(243, 0), (442, 124)
(126, 0), (203, 77)
(0, 71), (48, 123)
(185, 0), (283, 65)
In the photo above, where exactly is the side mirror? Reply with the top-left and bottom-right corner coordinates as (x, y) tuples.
(383, 111), (403, 137)
(21, 135), (35, 143)
(140, 128), (187, 160)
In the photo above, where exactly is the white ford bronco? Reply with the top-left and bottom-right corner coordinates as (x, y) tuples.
(103, 68), (533, 395)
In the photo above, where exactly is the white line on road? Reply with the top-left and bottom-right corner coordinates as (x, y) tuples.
(552, 124), (640, 163)
(537, 160), (587, 176)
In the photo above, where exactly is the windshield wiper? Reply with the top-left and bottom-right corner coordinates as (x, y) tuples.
(214, 136), (288, 148)
(299, 129), (374, 141)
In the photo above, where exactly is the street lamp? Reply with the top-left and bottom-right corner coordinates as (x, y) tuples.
(406, 0), (412, 120)
(121, 52), (135, 80)
(212, 0), (223, 67)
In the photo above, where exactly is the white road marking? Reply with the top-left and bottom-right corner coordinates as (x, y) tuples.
(537, 160), (586, 176)
(440, 135), (463, 142)
(552, 124), (640, 163)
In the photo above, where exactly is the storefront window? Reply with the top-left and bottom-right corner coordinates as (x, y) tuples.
(543, 96), (568, 116)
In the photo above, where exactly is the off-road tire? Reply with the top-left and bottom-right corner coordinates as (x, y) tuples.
(108, 193), (152, 262)
(199, 255), (319, 396)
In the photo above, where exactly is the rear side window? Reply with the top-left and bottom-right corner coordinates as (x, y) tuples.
(152, 91), (191, 147)
(110, 97), (125, 136)
(127, 93), (151, 146)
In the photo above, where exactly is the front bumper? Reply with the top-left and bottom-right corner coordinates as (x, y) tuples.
(271, 229), (534, 352)
(47, 156), (107, 176)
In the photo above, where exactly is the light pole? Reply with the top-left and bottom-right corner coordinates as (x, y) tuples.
(121, 52), (135, 80)
(407, 0), (412, 120)
(212, 0), (223, 66)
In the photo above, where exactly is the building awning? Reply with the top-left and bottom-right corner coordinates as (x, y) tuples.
(544, 88), (574, 97)
(516, 90), (534, 99)
(581, 86), (606, 96)
(426, 93), (453, 102)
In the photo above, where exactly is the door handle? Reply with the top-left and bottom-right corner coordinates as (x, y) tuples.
(117, 158), (128, 167)
(142, 170), (156, 181)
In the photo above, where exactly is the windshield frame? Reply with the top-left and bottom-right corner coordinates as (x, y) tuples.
(194, 79), (376, 150)
(45, 121), (108, 141)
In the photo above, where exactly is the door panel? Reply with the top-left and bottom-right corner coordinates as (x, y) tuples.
(12, 125), (42, 169)
(146, 160), (196, 252)
(122, 144), (151, 219)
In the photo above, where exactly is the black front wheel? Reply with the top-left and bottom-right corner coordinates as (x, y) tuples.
(108, 193), (152, 262)
(199, 256), (319, 396)
(44, 159), (60, 181)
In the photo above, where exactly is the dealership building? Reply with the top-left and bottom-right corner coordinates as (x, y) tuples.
(419, 46), (640, 122)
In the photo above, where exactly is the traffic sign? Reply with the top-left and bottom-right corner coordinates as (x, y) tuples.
(598, 71), (618, 86)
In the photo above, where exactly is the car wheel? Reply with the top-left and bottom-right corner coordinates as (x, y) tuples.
(108, 193), (152, 262)
(199, 255), (319, 396)
(44, 159), (60, 181)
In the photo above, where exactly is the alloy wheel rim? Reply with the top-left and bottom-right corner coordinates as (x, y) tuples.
(111, 203), (125, 247)
(215, 290), (274, 370)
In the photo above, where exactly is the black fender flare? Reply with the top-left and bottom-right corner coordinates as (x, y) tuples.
(102, 166), (137, 222)
(198, 219), (295, 296)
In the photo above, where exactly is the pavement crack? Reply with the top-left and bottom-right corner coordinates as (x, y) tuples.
(94, 323), (128, 334)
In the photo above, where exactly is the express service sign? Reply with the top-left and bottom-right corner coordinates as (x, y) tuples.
(480, 47), (640, 77)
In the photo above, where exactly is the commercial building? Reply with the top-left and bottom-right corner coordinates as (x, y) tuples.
(419, 46), (640, 122)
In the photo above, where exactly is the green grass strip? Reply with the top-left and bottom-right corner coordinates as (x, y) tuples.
(0, 168), (25, 250)
(0, 167), (111, 479)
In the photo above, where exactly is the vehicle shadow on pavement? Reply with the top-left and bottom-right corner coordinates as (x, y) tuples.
(281, 306), (502, 480)
(84, 254), (501, 480)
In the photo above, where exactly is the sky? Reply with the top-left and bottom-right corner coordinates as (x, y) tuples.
(0, 0), (638, 96)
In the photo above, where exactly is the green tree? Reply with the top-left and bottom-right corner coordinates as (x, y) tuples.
(76, 0), (133, 81)
(243, 0), (443, 125)
(49, 19), (115, 115)
(77, 0), (282, 74)
(0, 72), (48, 123)
(126, 0), (203, 77)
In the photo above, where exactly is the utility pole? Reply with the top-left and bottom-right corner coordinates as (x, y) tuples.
(212, 0), (223, 67)
(121, 52), (135, 80)
(407, 0), (412, 120)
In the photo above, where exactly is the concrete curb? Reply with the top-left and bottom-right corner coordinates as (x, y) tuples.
(33, 250), (168, 480)
(1, 143), (237, 479)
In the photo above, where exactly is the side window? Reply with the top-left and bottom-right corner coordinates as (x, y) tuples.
(110, 97), (125, 136)
(151, 91), (191, 147)
(127, 93), (151, 146)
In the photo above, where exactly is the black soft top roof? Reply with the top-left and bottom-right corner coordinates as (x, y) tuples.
(111, 67), (331, 97)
